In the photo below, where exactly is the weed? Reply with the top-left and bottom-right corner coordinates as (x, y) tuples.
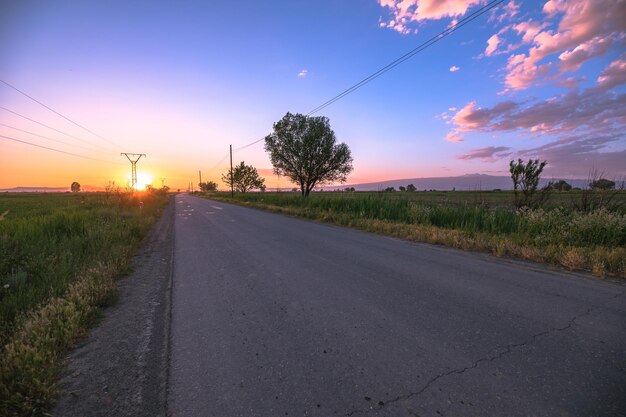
(0, 190), (169, 416)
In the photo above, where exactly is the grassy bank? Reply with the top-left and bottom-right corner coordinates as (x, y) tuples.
(203, 191), (625, 278)
(0, 190), (170, 416)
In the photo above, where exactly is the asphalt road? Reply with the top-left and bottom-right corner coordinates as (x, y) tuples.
(168, 194), (625, 417)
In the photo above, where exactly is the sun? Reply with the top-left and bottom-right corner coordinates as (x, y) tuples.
(134, 172), (153, 190)
(135, 173), (153, 190)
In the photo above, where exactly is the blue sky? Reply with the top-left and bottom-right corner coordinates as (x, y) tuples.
(1, 0), (624, 189)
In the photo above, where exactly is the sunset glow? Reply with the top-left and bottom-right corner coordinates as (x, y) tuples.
(0, 0), (624, 190)
(130, 173), (153, 191)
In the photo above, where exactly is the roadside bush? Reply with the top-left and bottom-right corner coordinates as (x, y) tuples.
(518, 207), (625, 247)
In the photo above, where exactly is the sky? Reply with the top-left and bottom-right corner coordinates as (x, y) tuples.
(1, 0), (624, 190)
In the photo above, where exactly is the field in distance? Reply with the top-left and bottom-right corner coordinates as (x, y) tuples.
(205, 189), (626, 278)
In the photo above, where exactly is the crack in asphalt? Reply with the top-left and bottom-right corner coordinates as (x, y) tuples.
(342, 289), (625, 416)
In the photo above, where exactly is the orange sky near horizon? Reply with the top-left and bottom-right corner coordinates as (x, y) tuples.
(3, 1), (624, 190)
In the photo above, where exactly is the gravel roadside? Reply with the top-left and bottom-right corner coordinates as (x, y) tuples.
(53, 198), (174, 417)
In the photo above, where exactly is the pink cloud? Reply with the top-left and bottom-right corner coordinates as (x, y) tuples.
(377, 0), (484, 34)
(596, 54), (626, 91)
(518, 135), (626, 177)
(446, 53), (626, 143)
(485, 34), (500, 56)
(513, 20), (548, 44)
(501, 0), (626, 90)
(449, 65), (460, 72)
(501, 1), (520, 20)
(458, 135), (626, 177)
(445, 130), (464, 142)
(489, 0), (520, 23)
(416, 0), (485, 20)
(558, 35), (614, 72)
(446, 82), (626, 143)
(559, 76), (585, 89)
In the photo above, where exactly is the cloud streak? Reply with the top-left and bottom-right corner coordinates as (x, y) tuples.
(457, 146), (511, 162)
(448, 87), (626, 139)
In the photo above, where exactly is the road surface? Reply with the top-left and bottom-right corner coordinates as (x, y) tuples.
(168, 194), (625, 417)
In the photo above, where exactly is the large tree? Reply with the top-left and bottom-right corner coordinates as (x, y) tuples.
(221, 162), (265, 193)
(70, 181), (80, 192)
(264, 112), (353, 197)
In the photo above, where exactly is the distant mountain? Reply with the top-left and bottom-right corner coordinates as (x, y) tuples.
(0, 185), (104, 193)
(322, 174), (590, 191)
(0, 186), (69, 193)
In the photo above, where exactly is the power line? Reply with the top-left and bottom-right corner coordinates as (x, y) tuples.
(306, 0), (505, 115)
(0, 79), (121, 149)
(0, 122), (109, 153)
(210, 152), (231, 169)
(233, 137), (264, 152)
(211, 0), (504, 163)
(0, 134), (122, 164)
(0, 105), (117, 153)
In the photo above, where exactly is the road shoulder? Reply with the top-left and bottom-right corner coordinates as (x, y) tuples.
(52, 198), (174, 417)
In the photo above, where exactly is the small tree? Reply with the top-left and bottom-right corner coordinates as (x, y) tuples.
(265, 112), (353, 197)
(198, 181), (218, 192)
(406, 184), (416, 192)
(71, 182), (81, 192)
(398, 186), (406, 192)
(221, 162), (265, 193)
(590, 178), (615, 190)
(384, 187), (396, 192)
(553, 180), (572, 191)
(574, 170), (624, 212)
(509, 159), (547, 208)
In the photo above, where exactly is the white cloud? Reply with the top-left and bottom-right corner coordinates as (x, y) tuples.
(297, 69), (308, 77)
(449, 65), (460, 72)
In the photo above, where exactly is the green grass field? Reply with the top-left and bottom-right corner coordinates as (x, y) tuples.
(205, 190), (626, 277)
(0, 190), (169, 416)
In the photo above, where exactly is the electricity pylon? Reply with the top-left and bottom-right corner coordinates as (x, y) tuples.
(121, 153), (146, 190)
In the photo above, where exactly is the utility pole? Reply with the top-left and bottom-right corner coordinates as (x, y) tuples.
(199, 170), (202, 186)
(121, 153), (146, 191)
(229, 144), (234, 197)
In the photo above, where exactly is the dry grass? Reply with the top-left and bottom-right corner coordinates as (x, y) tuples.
(0, 262), (118, 415)
(206, 194), (625, 278)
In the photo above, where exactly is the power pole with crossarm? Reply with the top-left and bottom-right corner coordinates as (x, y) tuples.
(121, 153), (146, 190)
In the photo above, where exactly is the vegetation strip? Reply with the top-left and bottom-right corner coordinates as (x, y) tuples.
(202, 191), (625, 278)
(0, 190), (169, 416)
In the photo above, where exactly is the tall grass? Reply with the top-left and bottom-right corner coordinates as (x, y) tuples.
(0, 190), (169, 416)
(207, 191), (626, 276)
